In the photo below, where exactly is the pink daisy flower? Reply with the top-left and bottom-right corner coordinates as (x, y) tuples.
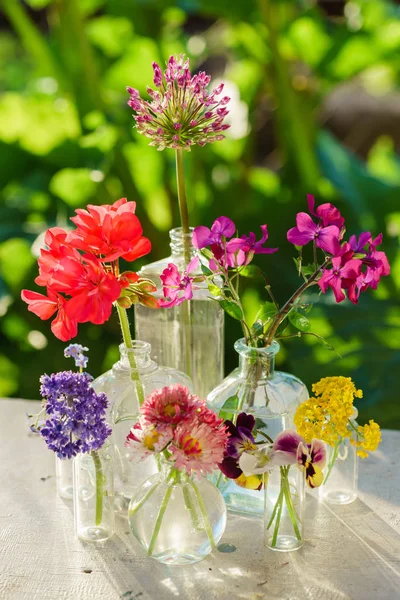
(141, 384), (201, 426)
(125, 420), (173, 462)
(169, 418), (229, 476)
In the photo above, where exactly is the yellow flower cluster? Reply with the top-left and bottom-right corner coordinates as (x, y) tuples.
(294, 376), (363, 446)
(352, 420), (382, 459)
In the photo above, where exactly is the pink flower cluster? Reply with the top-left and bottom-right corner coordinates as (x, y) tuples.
(287, 195), (390, 304)
(125, 385), (229, 477)
(160, 216), (277, 307)
(126, 55), (231, 151)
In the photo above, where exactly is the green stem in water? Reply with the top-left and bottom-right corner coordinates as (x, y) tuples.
(91, 450), (103, 527)
(323, 440), (341, 485)
(190, 480), (216, 550)
(116, 304), (145, 406)
(147, 469), (177, 556)
(282, 467), (302, 541)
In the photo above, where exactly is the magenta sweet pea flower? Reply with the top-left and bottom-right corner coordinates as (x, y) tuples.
(193, 217), (247, 270)
(307, 194), (345, 228)
(240, 225), (279, 257)
(192, 216), (236, 248)
(318, 252), (362, 304)
(350, 232), (390, 294)
(287, 212), (341, 255)
(159, 256), (199, 307)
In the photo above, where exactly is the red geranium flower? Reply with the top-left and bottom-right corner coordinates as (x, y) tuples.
(21, 289), (78, 342)
(67, 198), (151, 262)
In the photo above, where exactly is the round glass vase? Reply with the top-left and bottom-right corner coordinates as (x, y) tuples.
(73, 444), (115, 543)
(55, 456), (73, 499)
(264, 466), (305, 552)
(207, 338), (308, 515)
(134, 227), (224, 399)
(128, 462), (227, 565)
(319, 411), (359, 505)
(92, 341), (192, 515)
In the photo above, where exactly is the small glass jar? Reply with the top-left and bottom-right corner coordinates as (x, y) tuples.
(55, 456), (73, 499)
(319, 411), (359, 505)
(92, 341), (192, 515)
(264, 466), (305, 552)
(208, 338), (308, 515)
(73, 444), (115, 542)
(134, 227), (224, 399)
(129, 461), (227, 565)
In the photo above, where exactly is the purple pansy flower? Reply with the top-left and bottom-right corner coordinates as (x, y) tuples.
(296, 439), (326, 488)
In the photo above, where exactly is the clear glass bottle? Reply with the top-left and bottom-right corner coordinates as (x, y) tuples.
(73, 444), (115, 542)
(319, 410), (359, 505)
(207, 338), (308, 515)
(264, 466), (305, 552)
(134, 228), (224, 399)
(128, 460), (227, 565)
(92, 341), (192, 515)
(55, 456), (73, 499)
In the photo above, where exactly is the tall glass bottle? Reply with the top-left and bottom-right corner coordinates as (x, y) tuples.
(92, 341), (192, 515)
(134, 228), (224, 399)
(55, 456), (73, 500)
(207, 338), (308, 515)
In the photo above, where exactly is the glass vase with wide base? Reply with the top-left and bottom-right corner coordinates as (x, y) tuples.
(134, 228), (224, 399)
(207, 338), (308, 516)
(319, 413), (359, 505)
(128, 462), (227, 565)
(92, 341), (192, 516)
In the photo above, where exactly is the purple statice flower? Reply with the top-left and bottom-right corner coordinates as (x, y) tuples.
(39, 371), (111, 459)
(126, 54), (231, 151)
(64, 344), (89, 369)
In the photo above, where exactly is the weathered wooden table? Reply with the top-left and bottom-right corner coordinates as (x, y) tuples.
(1, 399), (400, 600)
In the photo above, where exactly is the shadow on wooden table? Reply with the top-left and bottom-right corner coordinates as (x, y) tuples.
(82, 495), (400, 600)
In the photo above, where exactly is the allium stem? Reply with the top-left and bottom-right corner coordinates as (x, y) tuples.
(116, 304), (145, 405)
(175, 149), (191, 265)
(91, 450), (103, 527)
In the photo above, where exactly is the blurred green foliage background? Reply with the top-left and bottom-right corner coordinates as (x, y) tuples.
(0, 0), (399, 427)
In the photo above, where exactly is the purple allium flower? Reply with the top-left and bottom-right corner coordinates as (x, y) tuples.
(126, 54), (231, 151)
(39, 371), (111, 459)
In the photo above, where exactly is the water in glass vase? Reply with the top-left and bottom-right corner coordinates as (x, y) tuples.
(208, 339), (309, 516)
(135, 228), (224, 399)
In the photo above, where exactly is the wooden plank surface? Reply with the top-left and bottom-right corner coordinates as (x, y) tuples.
(1, 399), (400, 600)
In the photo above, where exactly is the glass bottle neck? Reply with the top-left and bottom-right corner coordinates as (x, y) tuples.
(235, 338), (279, 380)
(169, 227), (196, 260)
(115, 342), (157, 374)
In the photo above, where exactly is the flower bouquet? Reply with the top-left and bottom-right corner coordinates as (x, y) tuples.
(28, 345), (114, 542)
(126, 384), (228, 564)
(159, 197), (390, 514)
(294, 376), (381, 504)
(127, 54), (232, 397)
(218, 412), (326, 551)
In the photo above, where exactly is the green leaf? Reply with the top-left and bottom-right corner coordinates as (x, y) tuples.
(0, 238), (35, 292)
(289, 311), (312, 332)
(219, 394), (239, 421)
(254, 302), (277, 326)
(254, 417), (268, 431)
(218, 299), (243, 321)
(251, 319), (264, 336)
(201, 264), (213, 277)
(240, 265), (264, 279)
(208, 283), (221, 297)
